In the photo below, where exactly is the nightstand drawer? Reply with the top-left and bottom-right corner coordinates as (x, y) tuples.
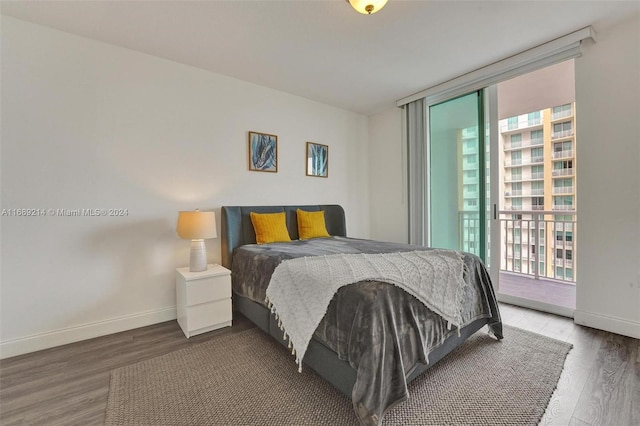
(187, 276), (231, 306)
(188, 299), (232, 331)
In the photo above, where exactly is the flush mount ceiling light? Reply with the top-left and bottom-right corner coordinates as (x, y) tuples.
(348, 0), (388, 15)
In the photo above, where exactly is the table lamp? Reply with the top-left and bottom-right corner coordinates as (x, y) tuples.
(177, 209), (217, 272)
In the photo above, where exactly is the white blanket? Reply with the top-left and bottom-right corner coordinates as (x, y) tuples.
(265, 249), (467, 372)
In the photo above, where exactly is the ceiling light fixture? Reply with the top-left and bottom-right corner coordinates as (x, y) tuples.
(348, 0), (388, 15)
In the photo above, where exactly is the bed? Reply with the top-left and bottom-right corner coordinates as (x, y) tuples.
(221, 204), (502, 425)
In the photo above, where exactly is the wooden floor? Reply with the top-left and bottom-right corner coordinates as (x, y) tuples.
(1, 304), (638, 425)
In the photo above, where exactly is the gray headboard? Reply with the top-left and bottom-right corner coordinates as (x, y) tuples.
(220, 205), (346, 269)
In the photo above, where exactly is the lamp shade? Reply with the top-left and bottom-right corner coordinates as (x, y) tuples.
(348, 0), (388, 15)
(177, 210), (217, 240)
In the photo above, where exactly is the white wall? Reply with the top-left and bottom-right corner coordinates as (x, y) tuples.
(574, 13), (640, 338)
(368, 107), (407, 243)
(0, 16), (370, 357)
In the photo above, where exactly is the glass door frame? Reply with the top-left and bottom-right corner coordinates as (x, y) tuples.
(425, 89), (489, 263)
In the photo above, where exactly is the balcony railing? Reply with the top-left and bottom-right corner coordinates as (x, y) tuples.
(531, 172), (544, 180)
(555, 240), (574, 249)
(457, 210), (577, 283)
(552, 205), (575, 211)
(552, 130), (574, 139)
(531, 188), (544, 195)
(506, 157), (546, 167)
(553, 186), (574, 194)
(551, 109), (573, 120)
(500, 117), (544, 132)
(552, 168), (574, 177)
(555, 259), (574, 268)
(553, 150), (574, 159)
(504, 138), (544, 150)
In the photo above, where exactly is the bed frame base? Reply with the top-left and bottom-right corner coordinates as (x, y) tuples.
(234, 294), (488, 397)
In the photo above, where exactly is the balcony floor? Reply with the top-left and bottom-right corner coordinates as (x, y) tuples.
(498, 272), (576, 310)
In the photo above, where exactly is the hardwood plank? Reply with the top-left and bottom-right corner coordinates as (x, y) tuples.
(1, 306), (638, 426)
(508, 305), (555, 334)
(540, 313), (576, 342)
(567, 416), (593, 426)
(0, 315), (255, 426)
(572, 333), (639, 426)
(539, 353), (592, 426)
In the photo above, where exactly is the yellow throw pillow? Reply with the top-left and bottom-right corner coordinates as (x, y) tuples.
(250, 212), (292, 244)
(297, 209), (331, 240)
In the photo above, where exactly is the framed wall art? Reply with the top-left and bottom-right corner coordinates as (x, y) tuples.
(248, 131), (278, 172)
(306, 142), (328, 178)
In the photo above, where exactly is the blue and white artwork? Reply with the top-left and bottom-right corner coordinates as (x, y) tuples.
(306, 142), (328, 178)
(249, 131), (277, 172)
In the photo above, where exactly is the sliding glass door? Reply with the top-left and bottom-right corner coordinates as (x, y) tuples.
(428, 91), (487, 261)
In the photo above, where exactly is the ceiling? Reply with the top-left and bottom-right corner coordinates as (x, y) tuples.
(1, 1), (638, 116)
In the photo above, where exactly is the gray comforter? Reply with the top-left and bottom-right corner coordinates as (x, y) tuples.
(232, 237), (503, 425)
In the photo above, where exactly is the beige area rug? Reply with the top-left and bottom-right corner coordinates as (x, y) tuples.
(105, 325), (571, 425)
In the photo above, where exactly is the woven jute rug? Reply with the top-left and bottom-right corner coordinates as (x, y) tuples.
(105, 325), (571, 425)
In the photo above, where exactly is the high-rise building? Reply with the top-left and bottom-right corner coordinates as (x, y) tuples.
(499, 102), (576, 282)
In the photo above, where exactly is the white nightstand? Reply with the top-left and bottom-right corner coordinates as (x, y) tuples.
(176, 264), (232, 338)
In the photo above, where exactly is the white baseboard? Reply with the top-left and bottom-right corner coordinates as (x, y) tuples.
(0, 307), (177, 359)
(574, 310), (640, 339)
(496, 293), (575, 318)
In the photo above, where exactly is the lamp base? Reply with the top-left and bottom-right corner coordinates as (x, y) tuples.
(189, 239), (208, 272)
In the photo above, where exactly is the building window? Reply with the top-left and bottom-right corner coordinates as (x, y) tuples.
(566, 250), (573, 260)
(511, 151), (522, 165)
(511, 167), (522, 180)
(528, 111), (541, 126)
(554, 195), (573, 204)
(552, 104), (572, 119)
(554, 141), (572, 152)
(554, 160), (573, 170)
(554, 178), (573, 188)
(553, 121), (572, 133)
(556, 231), (573, 242)
(531, 147), (543, 162)
(507, 117), (518, 130)
(556, 248), (564, 259)
(512, 198), (523, 209)
(531, 165), (544, 179)
(532, 197), (544, 208)
(531, 129), (544, 144)
(510, 134), (522, 149)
